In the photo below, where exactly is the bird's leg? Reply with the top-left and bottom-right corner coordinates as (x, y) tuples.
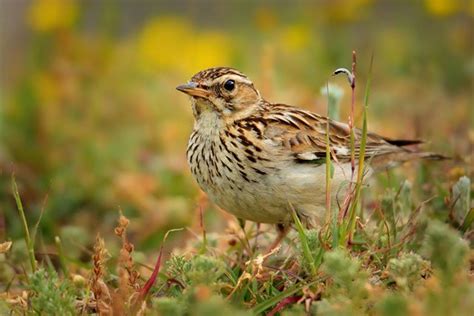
(267, 223), (290, 252)
(252, 223), (261, 252)
(237, 217), (246, 230)
(237, 218), (253, 255)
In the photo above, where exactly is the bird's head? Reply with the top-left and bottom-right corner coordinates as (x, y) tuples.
(177, 67), (262, 120)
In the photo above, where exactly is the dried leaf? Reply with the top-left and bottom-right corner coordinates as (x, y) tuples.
(0, 241), (12, 253)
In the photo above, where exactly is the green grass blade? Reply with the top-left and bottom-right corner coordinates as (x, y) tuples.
(55, 236), (69, 277)
(461, 208), (474, 232)
(12, 175), (36, 272)
(290, 204), (317, 276)
(324, 83), (337, 247)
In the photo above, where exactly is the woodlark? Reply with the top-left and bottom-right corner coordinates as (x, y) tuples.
(177, 67), (443, 228)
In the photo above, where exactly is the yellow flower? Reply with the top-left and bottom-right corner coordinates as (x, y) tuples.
(137, 17), (191, 71)
(28, 0), (78, 32)
(280, 24), (311, 53)
(187, 32), (233, 73)
(424, 0), (460, 16)
(137, 17), (232, 74)
(323, 0), (374, 23)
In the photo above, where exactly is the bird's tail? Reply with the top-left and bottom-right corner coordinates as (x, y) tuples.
(415, 151), (449, 161)
(370, 150), (449, 172)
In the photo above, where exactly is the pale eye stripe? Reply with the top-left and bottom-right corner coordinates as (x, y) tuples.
(209, 74), (253, 86)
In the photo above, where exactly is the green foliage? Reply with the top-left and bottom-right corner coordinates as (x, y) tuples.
(297, 229), (324, 275)
(386, 252), (429, 291)
(322, 249), (368, 299)
(166, 255), (191, 283)
(152, 297), (186, 316)
(151, 290), (252, 316)
(422, 221), (469, 283)
(292, 209), (318, 275)
(316, 249), (371, 315)
(189, 295), (252, 316)
(27, 268), (77, 316)
(185, 255), (226, 286)
(376, 294), (409, 316)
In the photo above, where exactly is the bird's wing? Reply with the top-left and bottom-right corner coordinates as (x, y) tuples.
(257, 103), (409, 164)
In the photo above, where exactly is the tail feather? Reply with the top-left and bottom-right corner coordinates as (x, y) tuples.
(370, 151), (449, 172)
(417, 152), (450, 160)
(383, 138), (424, 147)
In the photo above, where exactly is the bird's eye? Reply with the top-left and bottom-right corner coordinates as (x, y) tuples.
(223, 79), (235, 91)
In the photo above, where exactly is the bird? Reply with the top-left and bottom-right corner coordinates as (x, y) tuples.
(176, 66), (444, 232)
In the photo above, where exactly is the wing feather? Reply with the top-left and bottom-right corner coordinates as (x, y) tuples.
(259, 103), (409, 163)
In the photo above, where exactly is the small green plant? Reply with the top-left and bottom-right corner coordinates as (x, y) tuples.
(318, 249), (370, 314)
(386, 252), (429, 292)
(376, 294), (409, 316)
(296, 229), (324, 275)
(152, 297), (186, 316)
(27, 268), (77, 315)
(185, 255), (226, 286)
(419, 221), (473, 316)
(422, 221), (468, 283)
(322, 249), (368, 298)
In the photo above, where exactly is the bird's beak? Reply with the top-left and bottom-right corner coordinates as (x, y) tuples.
(176, 82), (209, 98)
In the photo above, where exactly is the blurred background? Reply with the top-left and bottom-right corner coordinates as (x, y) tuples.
(0, 0), (472, 256)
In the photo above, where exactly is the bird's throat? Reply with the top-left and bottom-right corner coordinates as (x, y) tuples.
(194, 110), (224, 137)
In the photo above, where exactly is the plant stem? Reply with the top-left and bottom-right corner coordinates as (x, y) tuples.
(12, 175), (36, 272)
(55, 236), (69, 276)
(346, 53), (374, 243)
(324, 83), (335, 245)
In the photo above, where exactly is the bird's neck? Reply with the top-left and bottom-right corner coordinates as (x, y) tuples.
(194, 110), (225, 138)
(193, 101), (266, 136)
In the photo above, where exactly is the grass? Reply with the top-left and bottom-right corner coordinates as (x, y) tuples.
(2, 186), (473, 316)
(11, 175), (36, 273)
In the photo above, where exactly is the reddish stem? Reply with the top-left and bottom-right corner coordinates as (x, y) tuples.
(199, 206), (207, 245)
(350, 50), (357, 179)
(267, 295), (302, 316)
(342, 51), (357, 223)
(139, 243), (164, 299)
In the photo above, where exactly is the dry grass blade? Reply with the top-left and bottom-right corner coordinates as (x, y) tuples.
(0, 241), (12, 254)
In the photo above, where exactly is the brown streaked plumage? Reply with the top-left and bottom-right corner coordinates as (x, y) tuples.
(177, 67), (444, 228)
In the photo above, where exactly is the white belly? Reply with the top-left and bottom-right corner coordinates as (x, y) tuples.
(204, 161), (365, 227)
